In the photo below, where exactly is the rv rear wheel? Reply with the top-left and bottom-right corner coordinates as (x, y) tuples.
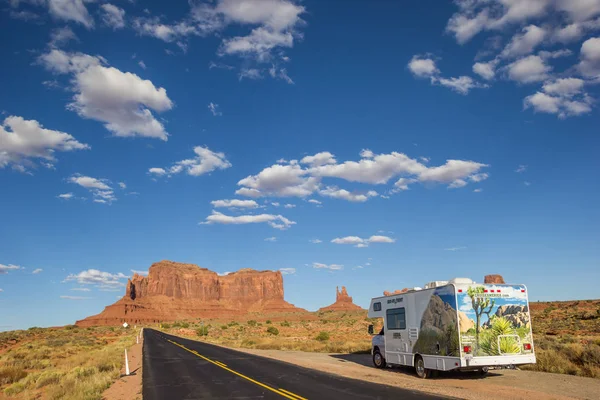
(373, 349), (386, 369)
(414, 355), (430, 379)
(479, 367), (489, 376)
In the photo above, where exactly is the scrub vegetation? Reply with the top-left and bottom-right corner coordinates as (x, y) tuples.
(0, 326), (136, 399)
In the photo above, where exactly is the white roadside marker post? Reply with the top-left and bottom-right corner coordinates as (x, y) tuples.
(125, 348), (130, 376)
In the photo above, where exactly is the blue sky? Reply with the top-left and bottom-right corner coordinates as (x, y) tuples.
(1, 0), (599, 331)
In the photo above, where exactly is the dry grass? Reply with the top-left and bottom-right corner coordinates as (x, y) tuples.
(0, 326), (136, 399)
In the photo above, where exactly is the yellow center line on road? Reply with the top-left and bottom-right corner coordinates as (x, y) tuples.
(166, 339), (307, 400)
(279, 388), (308, 400)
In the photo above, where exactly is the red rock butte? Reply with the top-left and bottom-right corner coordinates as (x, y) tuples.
(76, 260), (307, 326)
(318, 286), (364, 312)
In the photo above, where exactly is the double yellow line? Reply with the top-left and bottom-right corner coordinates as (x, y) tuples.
(167, 339), (307, 400)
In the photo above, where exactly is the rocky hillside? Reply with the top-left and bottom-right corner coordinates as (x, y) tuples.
(76, 260), (307, 326)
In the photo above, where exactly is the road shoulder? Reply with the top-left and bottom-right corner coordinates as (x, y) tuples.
(102, 334), (143, 400)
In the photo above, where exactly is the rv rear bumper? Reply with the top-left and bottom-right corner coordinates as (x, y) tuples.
(461, 354), (536, 367)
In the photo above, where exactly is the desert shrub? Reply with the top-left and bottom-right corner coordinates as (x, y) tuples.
(196, 326), (209, 336)
(247, 320), (257, 327)
(172, 322), (182, 328)
(266, 327), (279, 335)
(3, 381), (27, 396)
(64, 325), (77, 331)
(280, 321), (291, 327)
(227, 321), (239, 327)
(221, 325), (228, 330)
(162, 323), (171, 329)
(266, 320), (272, 324)
(180, 322), (190, 329)
(109, 327), (115, 332)
(315, 332), (330, 341)
(34, 370), (64, 388)
(0, 366), (27, 385)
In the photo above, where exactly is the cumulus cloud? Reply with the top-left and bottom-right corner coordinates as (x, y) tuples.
(319, 187), (378, 202)
(331, 235), (395, 248)
(201, 211), (296, 230)
(208, 102), (222, 116)
(0, 264), (23, 274)
(312, 262), (343, 271)
(279, 267), (295, 275)
(0, 115), (89, 172)
(49, 26), (78, 48)
(434, 76), (488, 95)
(48, 0), (94, 29)
(308, 199), (321, 205)
(32, 268), (43, 274)
(236, 163), (319, 198)
(524, 77), (592, 118)
(578, 37), (600, 78)
(57, 193), (74, 200)
(501, 25), (547, 58)
(64, 269), (128, 287)
(473, 60), (497, 80)
(408, 55), (439, 78)
(300, 151), (336, 167)
(39, 50), (173, 140)
(151, 146), (231, 178)
(100, 4), (125, 30)
(68, 174), (116, 204)
(211, 199), (259, 208)
(507, 55), (551, 83)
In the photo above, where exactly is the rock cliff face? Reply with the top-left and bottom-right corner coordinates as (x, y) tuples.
(484, 274), (505, 284)
(77, 260), (306, 326)
(318, 286), (363, 312)
(484, 304), (530, 329)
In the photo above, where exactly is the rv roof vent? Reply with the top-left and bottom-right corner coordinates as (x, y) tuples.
(424, 281), (448, 289)
(449, 277), (474, 284)
(412, 287), (422, 291)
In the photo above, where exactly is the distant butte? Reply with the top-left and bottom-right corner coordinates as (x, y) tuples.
(76, 260), (307, 326)
(318, 286), (364, 312)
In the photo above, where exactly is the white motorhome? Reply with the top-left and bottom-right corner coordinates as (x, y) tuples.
(367, 277), (535, 378)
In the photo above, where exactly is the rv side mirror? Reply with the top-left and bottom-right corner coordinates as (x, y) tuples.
(368, 324), (374, 335)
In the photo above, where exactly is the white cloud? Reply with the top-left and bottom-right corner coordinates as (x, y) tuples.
(279, 268), (295, 275)
(271, 202), (280, 207)
(0, 264), (23, 274)
(211, 199), (259, 208)
(319, 187), (378, 202)
(501, 25), (546, 58)
(0, 115), (89, 172)
(352, 265), (364, 270)
(300, 152), (336, 167)
(49, 27), (78, 48)
(507, 55), (551, 83)
(434, 75), (488, 95)
(48, 0), (94, 29)
(118, 182), (127, 189)
(64, 269), (127, 287)
(473, 188), (483, 192)
(208, 102), (222, 116)
(542, 78), (585, 96)
(578, 37), (600, 78)
(32, 268), (43, 274)
(57, 193), (74, 200)
(408, 55), (439, 78)
(264, 236), (277, 242)
(308, 199), (321, 205)
(469, 173), (489, 182)
(419, 159), (488, 185)
(237, 163), (318, 198)
(283, 203), (295, 208)
(525, 181), (532, 186)
(309, 239), (322, 243)
(68, 174), (116, 204)
(201, 211), (296, 229)
(217, 271), (231, 276)
(39, 50), (173, 140)
(131, 269), (148, 276)
(60, 295), (91, 300)
(138, 60), (147, 70)
(473, 60), (497, 80)
(394, 177), (417, 191)
(239, 68), (263, 80)
(331, 235), (395, 247)
(515, 165), (527, 173)
(148, 167), (167, 176)
(312, 262), (343, 271)
(448, 179), (467, 189)
(70, 287), (91, 291)
(524, 91), (592, 118)
(100, 4), (125, 30)
(153, 146), (232, 177)
(445, 246), (467, 251)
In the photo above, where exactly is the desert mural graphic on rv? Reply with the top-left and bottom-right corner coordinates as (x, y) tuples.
(457, 285), (532, 357)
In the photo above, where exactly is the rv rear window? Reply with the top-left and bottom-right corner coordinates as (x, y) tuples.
(373, 302), (382, 311)
(386, 307), (406, 330)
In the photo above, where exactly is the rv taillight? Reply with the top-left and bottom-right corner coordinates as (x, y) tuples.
(458, 289), (463, 293)
(521, 289), (526, 292)
(463, 346), (472, 354)
(497, 289), (501, 293)
(523, 343), (532, 351)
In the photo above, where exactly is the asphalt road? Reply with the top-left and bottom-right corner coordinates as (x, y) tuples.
(142, 328), (446, 399)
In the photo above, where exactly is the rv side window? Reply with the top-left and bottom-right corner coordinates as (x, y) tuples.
(386, 308), (406, 330)
(373, 302), (382, 311)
